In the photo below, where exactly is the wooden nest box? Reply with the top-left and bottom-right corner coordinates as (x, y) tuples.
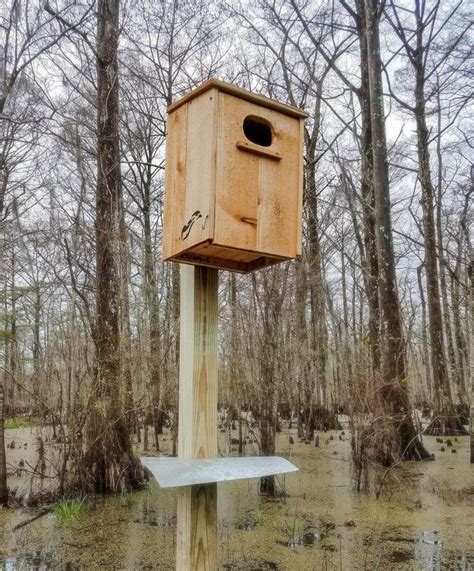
(162, 79), (308, 273)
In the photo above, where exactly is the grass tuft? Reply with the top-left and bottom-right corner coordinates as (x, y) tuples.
(5, 417), (34, 429)
(54, 497), (88, 520)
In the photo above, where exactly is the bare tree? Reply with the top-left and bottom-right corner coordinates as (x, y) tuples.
(80, 0), (140, 493)
(362, 0), (430, 461)
(385, 0), (469, 435)
(0, 0), (90, 506)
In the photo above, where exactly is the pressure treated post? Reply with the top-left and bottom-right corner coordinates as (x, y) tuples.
(176, 264), (218, 569)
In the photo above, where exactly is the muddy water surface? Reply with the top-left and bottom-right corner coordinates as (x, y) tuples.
(0, 426), (472, 570)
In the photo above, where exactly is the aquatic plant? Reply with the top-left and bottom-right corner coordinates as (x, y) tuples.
(120, 491), (134, 509)
(54, 497), (88, 520)
(5, 417), (35, 429)
(276, 516), (306, 547)
(249, 509), (266, 527)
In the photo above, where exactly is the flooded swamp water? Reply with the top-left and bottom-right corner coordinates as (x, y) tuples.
(0, 425), (472, 570)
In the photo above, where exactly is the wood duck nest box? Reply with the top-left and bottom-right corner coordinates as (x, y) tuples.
(162, 79), (308, 273)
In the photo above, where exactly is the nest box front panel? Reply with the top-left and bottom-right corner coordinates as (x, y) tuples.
(213, 92), (302, 259)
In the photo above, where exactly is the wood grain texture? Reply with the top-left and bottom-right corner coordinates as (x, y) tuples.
(214, 92), (301, 258)
(296, 118), (305, 256)
(170, 243), (283, 273)
(163, 104), (188, 260)
(236, 140), (282, 160)
(176, 265), (218, 569)
(178, 265), (218, 458)
(163, 90), (218, 260)
(167, 78), (309, 119)
(182, 89), (217, 250)
(177, 484), (217, 571)
(162, 81), (305, 271)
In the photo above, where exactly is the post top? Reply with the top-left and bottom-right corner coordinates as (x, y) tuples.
(167, 78), (309, 119)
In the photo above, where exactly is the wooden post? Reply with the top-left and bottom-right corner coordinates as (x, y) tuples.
(176, 265), (218, 570)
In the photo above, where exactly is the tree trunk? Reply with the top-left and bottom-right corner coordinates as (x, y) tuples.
(6, 241), (16, 415)
(305, 85), (329, 425)
(0, 381), (7, 506)
(452, 249), (468, 405)
(409, 7), (466, 436)
(32, 287), (41, 412)
(229, 274), (245, 454)
(142, 172), (163, 448)
(295, 258), (312, 440)
(355, 0), (381, 381)
(364, 0), (430, 461)
(435, 85), (462, 409)
(119, 206), (136, 437)
(259, 394), (276, 496)
(256, 272), (282, 496)
(81, 0), (140, 493)
(340, 233), (354, 400)
(417, 265), (432, 402)
(470, 246), (473, 462)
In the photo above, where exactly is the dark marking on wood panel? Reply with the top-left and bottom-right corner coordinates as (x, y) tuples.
(181, 211), (202, 240)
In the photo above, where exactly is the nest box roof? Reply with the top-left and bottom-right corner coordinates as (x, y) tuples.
(167, 78), (309, 119)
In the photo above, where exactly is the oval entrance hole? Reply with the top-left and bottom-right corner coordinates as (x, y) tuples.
(243, 116), (273, 147)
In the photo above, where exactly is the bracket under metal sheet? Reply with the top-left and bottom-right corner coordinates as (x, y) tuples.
(141, 456), (298, 488)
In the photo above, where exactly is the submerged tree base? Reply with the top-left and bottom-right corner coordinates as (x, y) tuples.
(455, 404), (469, 426)
(424, 415), (468, 436)
(399, 417), (433, 461)
(303, 406), (342, 436)
(314, 406), (342, 431)
(401, 433), (433, 461)
(260, 474), (275, 496)
(74, 398), (143, 494)
(353, 413), (432, 472)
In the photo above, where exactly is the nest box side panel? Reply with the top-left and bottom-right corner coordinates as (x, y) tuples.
(162, 103), (187, 260)
(163, 89), (218, 260)
(296, 118), (304, 256)
(213, 91), (302, 259)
